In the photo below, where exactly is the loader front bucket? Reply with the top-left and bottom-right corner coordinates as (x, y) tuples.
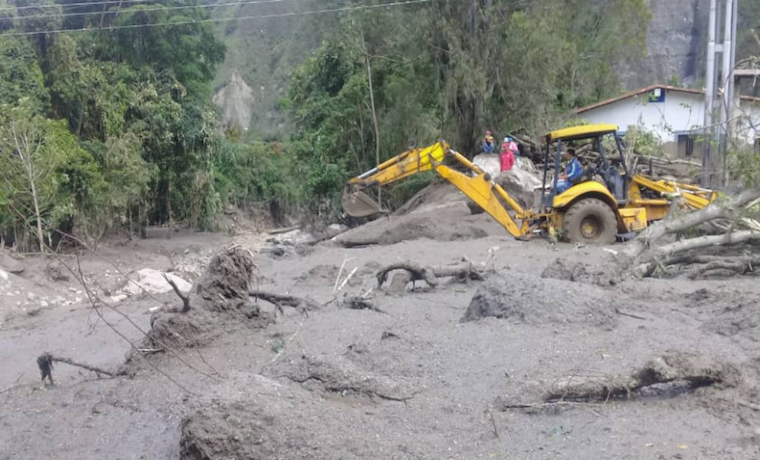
(342, 189), (386, 217)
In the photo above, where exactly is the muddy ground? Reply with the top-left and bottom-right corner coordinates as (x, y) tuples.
(1, 189), (760, 460)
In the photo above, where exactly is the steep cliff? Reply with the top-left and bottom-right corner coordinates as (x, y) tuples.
(618, 0), (709, 89)
(210, 0), (341, 138)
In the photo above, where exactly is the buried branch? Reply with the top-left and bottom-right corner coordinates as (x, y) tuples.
(631, 242), (760, 279)
(249, 290), (321, 315)
(162, 272), (191, 312)
(376, 251), (497, 290)
(543, 353), (734, 403)
(36, 352), (119, 384)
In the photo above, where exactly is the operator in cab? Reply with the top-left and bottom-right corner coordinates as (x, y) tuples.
(556, 148), (581, 194)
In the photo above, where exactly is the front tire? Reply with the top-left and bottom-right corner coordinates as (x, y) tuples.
(562, 198), (617, 244)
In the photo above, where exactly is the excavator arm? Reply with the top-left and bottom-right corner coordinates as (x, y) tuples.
(342, 141), (529, 238)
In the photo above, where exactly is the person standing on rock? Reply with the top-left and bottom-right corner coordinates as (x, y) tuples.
(482, 131), (495, 153)
(500, 137), (515, 172)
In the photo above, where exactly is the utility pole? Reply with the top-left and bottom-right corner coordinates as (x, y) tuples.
(703, 0), (717, 188)
(719, 0), (737, 187)
(703, 0), (738, 188)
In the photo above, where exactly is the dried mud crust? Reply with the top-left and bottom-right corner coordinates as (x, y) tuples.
(540, 257), (621, 286)
(461, 270), (618, 329)
(333, 214), (488, 247)
(146, 247), (272, 348)
(685, 288), (760, 342)
(263, 354), (415, 402)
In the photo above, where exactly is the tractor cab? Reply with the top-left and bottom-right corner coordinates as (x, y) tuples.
(540, 123), (630, 209)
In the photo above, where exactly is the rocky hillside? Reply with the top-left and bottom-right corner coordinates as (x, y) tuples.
(210, 0), (342, 138)
(617, 0), (709, 89)
(212, 0), (753, 136)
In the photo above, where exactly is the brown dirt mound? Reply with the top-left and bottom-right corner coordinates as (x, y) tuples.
(461, 271), (618, 329)
(180, 403), (313, 460)
(334, 214), (487, 247)
(394, 181), (465, 216)
(195, 246), (257, 307)
(146, 247), (272, 348)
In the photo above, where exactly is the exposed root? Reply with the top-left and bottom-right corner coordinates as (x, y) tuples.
(376, 262), (439, 288)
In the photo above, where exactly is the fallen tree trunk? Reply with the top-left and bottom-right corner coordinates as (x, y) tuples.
(623, 188), (760, 261)
(376, 258), (491, 290)
(651, 230), (760, 259)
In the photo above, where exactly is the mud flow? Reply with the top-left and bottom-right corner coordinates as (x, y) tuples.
(2, 177), (760, 460)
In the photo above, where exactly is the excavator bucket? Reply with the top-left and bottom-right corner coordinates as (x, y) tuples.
(342, 189), (386, 217)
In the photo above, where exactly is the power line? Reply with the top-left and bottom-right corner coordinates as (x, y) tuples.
(0, 0), (154, 12)
(0, 0), (433, 36)
(10, 0), (305, 21)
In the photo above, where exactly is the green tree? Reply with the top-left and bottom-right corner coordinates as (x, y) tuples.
(0, 36), (49, 112)
(0, 99), (84, 250)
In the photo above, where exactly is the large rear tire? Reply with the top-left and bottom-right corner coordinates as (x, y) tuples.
(562, 198), (617, 245)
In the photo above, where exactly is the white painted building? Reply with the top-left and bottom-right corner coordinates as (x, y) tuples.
(575, 85), (760, 158)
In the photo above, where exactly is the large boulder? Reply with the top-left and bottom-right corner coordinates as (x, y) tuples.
(468, 154), (543, 213)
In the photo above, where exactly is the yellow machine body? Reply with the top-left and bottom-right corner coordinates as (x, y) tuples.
(342, 125), (717, 244)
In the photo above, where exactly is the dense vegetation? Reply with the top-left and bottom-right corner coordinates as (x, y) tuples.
(0, 0), (655, 250)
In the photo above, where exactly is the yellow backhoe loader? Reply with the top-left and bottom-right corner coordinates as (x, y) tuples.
(342, 124), (717, 244)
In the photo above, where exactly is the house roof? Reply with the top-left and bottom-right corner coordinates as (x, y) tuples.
(575, 84), (760, 114)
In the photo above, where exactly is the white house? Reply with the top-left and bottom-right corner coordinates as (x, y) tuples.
(575, 84), (760, 158)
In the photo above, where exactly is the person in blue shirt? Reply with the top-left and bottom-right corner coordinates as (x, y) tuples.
(556, 148), (582, 194)
(482, 131), (495, 153)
